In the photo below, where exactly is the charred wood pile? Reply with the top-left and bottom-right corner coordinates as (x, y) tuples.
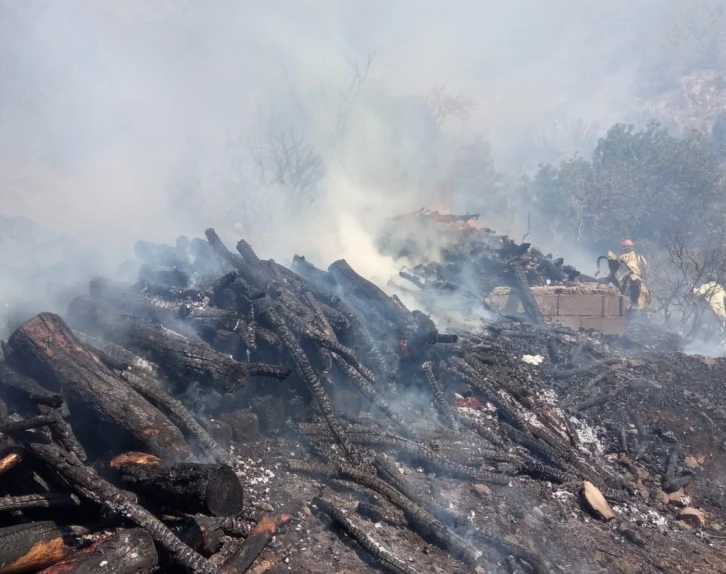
(379, 210), (591, 324)
(1, 227), (726, 573)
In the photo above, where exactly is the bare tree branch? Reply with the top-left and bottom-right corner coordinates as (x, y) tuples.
(427, 85), (478, 133)
(335, 50), (375, 137)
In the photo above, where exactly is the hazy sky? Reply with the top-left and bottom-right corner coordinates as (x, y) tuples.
(0, 0), (712, 271)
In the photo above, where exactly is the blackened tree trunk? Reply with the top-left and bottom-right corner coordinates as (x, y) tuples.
(110, 452), (244, 517)
(328, 259), (412, 332)
(8, 313), (191, 461)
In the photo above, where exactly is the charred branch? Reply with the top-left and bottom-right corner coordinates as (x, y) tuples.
(262, 307), (359, 464)
(421, 361), (458, 431)
(0, 493), (80, 514)
(0, 362), (63, 408)
(288, 460), (482, 566)
(0, 414), (59, 434)
(301, 428), (510, 485)
(68, 297), (290, 394)
(313, 496), (422, 574)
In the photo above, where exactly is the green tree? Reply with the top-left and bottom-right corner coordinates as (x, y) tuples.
(530, 121), (726, 252)
(529, 155), (594, 248)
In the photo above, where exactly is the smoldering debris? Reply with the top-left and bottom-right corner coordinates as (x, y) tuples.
(0, 229), (725, 573)
(380, 208), (595, 329)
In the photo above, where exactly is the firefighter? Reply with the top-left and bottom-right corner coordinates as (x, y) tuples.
(693, 274), (726, 333)
(618, 239), (650, 311)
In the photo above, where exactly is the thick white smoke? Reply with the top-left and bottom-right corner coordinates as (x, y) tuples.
(0, 0), (722, 314)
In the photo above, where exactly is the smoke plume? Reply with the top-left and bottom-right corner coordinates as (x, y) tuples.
(0, 0), (720, 324)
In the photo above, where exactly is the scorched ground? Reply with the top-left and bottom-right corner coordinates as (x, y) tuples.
(1, 228), (726, 574)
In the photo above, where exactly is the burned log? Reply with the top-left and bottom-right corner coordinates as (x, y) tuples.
(328, 259), (412, 332)
(118, 371), (230, 464)
(170, 515), (229, 555)
(219, 502), (300, 574)
(421, 361), (458, 431)
(20, 438), (216, 574)
(110, 451), (244, 517)
(261, 307), (359, 464)
(204, 229), (270, 292)
(0, 363), (63, 408)
(0, 414), (58, 434)
(88, 277), (177, 325)
(36, 528), (158, 574)
(75, 331), (226, 463)
(68, 297), (290, 394)
(71, 332), (154, 374)
(291, 255), (338, 290)
(0, 493), (80, 514)
(177, 303), (242, 334)
(510, 264), (543, 325)
(8, 313), (191, 461)
(35, 404), (87, 463)
(0, 521), (79, 574)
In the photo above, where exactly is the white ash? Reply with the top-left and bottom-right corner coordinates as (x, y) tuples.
(537, 389), (559, 406)
(647, 510), (669, 531)
(457, 404), (497, 420)
(536, 388), (606, 456)
(131, 356), (155, 374)
(160, 324), (188, 340)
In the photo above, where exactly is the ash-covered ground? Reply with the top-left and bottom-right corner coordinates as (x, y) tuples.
(217, 320), (726, 574)
(2, 221), (726, 574)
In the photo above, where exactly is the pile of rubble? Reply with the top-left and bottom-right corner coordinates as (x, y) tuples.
(0, 227), (725, 573)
